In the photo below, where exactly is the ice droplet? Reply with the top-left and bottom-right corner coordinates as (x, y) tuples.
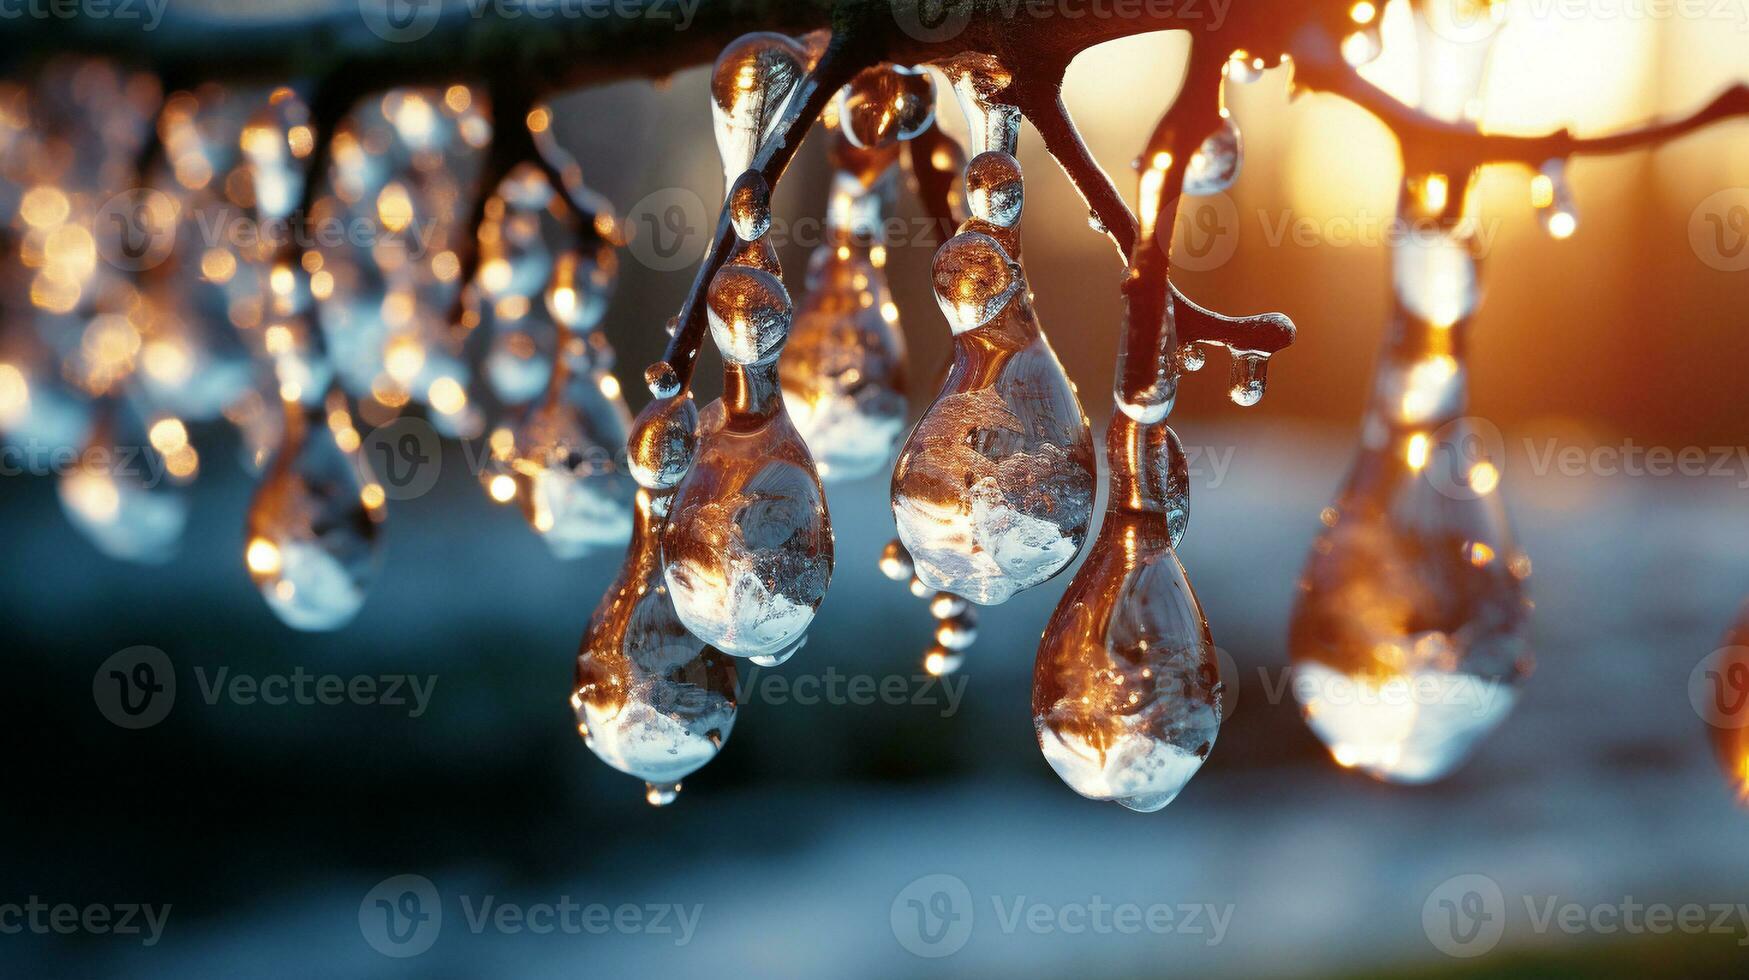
(645, 782), (682, 806)
(575, 488), (736, 790)
(710, 32), (810, 184)
(727, 170), (772, 241)
(1225, 50), (1264, 84)
(245, 391), (384, 631)
(935, 609), (978, 650)
(879, 539), (914, 581)
(626, 392), (698, 491)
(1533, 159), (1578, 241)
(58, 400), (188, 564)
(943, 54), (1020, 157)
(781, 241), (909, 482)
(644, 361), (681, 399)
(496, 339), (635, 559)
(965, 151), (1024, 227)
(707, 264), (792, 366)
(1183, 116), (1242, 197)
(1033, 472), (1218, 809)
(894, 261), (1095, 605)
(930, 231), (1022, 334)
(836, 64), (934, 149)
(1227, 351), (1268, 406)
(663, 239), (832, 660)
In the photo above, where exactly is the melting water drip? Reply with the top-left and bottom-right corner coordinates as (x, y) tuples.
(1034, 414), (1218, 812)
(245, 390), (385, 631)
(662, 173), (833, 662)
(709, 33), (810, 184)
(1227, 351), (1269, 406)
(1289, 177), (1532, 784)
(1224, 50), (1265, 85)
(892, 139), (1095, 605)
(780, 89), (920, 482)
(57, 398), (190, 564)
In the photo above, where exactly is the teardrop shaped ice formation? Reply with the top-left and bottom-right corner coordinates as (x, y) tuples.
(58, 398), (189, 564)
(709, 32), (810, 185)
(245, 390), (385, 630)
(1034, 414), (1219, 812)
(574, 488), (738, 796)
(779, 131), (909, 482)
(1289, 193), (1532, 783)
(892, 230), (1095, 605)
(1182, 115), (1242, 197)
(661, 209), (833, 659)
(490, 250), (635, 558)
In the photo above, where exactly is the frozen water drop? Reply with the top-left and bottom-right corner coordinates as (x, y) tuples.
(727, 170), (772, 241)
(576, 489), (737, 788)
(931, 231), (1021, 333)
(644, 361), (681, 399)
(58, 401), (187, 564)
(707, 265), (792, 365)
(935, 609), (978, 650)
(1227, 352), (1268, 407)
(1225, 50), (1264, 84)
(923, 645), (964, 677)
(1177, 343), (1206, 373)
(943, 54), (1020, 156)
(645, 781), (681, 806)
(626, 393), (698, 491)
(879, 539), (915, 581)
(965, 151), (1024, 227)
(1183, 116), (1242, 197)
(246, 392), (384, 630)
(1532, 159), (1578, 240)
(929, 591), (967, 618)
(909, 574), (931, 599)
(710, 32), (809, 183)
(837, 64), (934, 149)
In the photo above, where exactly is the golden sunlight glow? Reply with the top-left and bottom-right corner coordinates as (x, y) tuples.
(1350, 1), (1377, 24)
(377, 182), (415, 233)
(0, 363), (28, 427)
(148, 418), (189, 454)
(489, 474), (518, 503)
(1406, 432), (1430, 471)
(1468, 460), (1500, 496)
(428, 377), (467, 416)
(246, 537), (282, 576)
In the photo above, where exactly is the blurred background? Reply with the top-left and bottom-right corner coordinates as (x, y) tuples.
(4, 2), (1748, 977)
